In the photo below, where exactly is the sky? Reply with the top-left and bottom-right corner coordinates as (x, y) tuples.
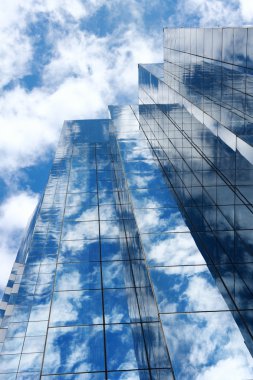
(0, 0), (253, 294)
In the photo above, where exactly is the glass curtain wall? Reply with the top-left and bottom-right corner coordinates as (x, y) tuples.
(0, 27), (253, 380)
(138, 27), (253, 377)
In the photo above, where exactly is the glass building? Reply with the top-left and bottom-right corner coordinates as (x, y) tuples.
(0, 27), (253, 379)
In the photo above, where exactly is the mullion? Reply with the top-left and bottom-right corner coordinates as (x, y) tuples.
(95, 144), (108, 379)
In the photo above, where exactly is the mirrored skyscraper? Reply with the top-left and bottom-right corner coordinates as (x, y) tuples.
(0, 28), (253, 379)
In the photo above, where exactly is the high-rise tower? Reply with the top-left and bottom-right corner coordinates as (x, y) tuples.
(0, 28), (253, 379)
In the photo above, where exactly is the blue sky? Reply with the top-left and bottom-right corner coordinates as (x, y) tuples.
(0, 0), (253, 294)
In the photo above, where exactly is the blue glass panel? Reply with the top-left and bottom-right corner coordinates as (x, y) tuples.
(6, 322), (27, 338)
(104, 288), (140, 323)
(143, 322), (170, 368)
(0, 374), (16, 380)
(204, 29), (212, 59)
(58, 239), (100, 263)
(62, 221), (99, 240)
(101, 238), (128, 261)
(99, 204), (119, 220)
(98, 190), (117, 205)
(100, 220), (122, 238)
(141, 232), (205, 266)
(66, 193), (98, 208)
(106, 323), (148, 371)
(64, 206), (98, 222)
(150, 369), (174, 380)
(43, 325), (104, 374)
(23, 336), (45, 353)
(17, 374), (40, 380)
(108, 370), (151, 380)
(26, 321), (48, 336)
(102, 261), (133, 288)
(50, 290), (103, 326)
(66, 120), (109, 143)
(135, 208), (188, 233)
(150, 265), (228, 312)
(247, 28), (253, 69)
(42, 374), (105, 379)
(55, 262), (101, 291)
(1, 338), (24, 354)
(19, 353), (43, 372)
(131, 188), (177, 208)
(0, 354), (20, 373)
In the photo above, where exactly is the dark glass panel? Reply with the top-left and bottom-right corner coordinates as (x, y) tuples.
(142, 322), (170, 368)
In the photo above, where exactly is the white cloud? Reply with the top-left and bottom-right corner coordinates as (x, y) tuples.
(0, 0), (161, 298)
(168, 0), (253, 27)
(0, 87), (57, 171)
(37, 0), (89, 20)
(0, 192), (38, 291)
(0, 0), (107, 91)
(239, 0), (253, 23)
(0, 192), (38, 234)
(0, 2), (33, 88)
(0, 23), (161, 177)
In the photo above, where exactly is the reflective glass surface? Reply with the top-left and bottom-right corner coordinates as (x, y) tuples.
(43, 325), (104, 374)
(1, 28), (253, 380)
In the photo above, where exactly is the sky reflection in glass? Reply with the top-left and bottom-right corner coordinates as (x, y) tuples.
(1, 28), (253, 380)
(43, 325), (104, 374)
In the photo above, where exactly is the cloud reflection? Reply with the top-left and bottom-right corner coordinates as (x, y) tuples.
(161, 311), (253, 380)
(43, 325), (104, 374)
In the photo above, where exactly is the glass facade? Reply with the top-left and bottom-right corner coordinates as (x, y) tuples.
(0, 28), (253, 379)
